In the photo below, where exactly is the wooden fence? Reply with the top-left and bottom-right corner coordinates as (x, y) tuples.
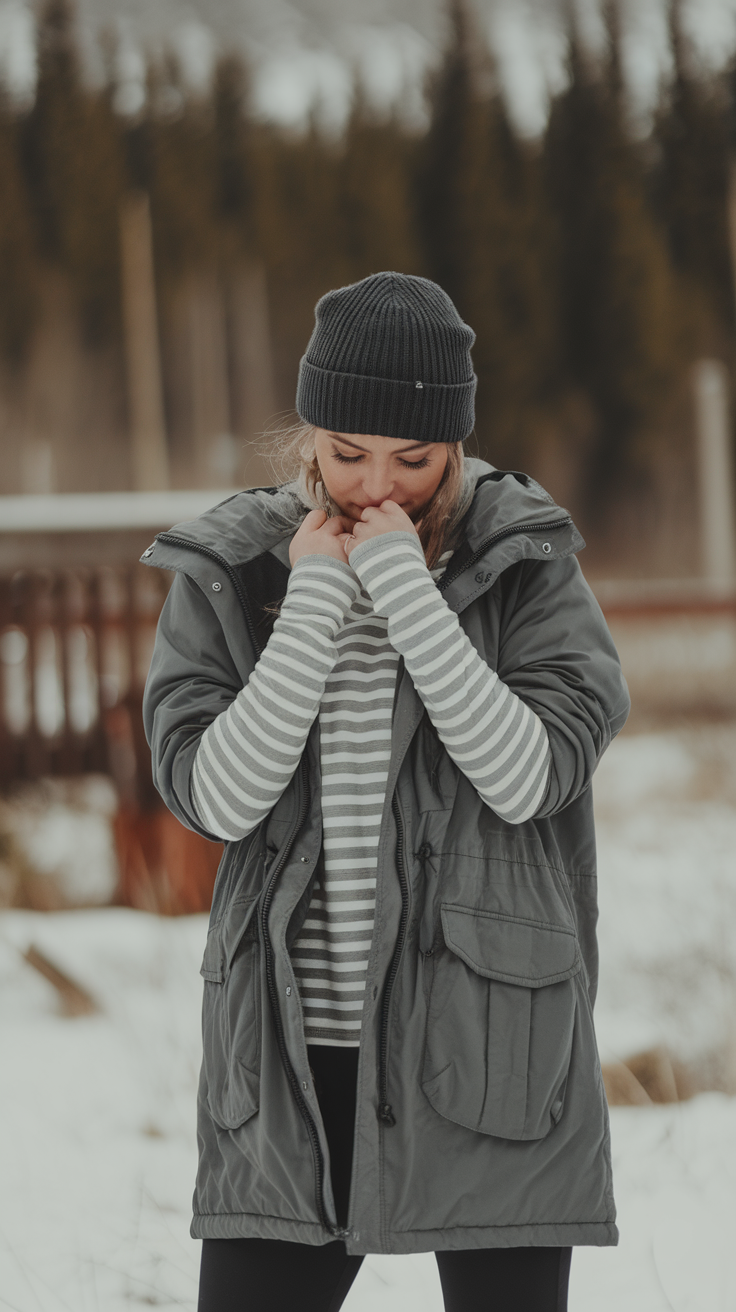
(0, 565), (165, 792)
(0, 563), (222, 912)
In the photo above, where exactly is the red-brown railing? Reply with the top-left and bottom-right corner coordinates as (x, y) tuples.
(0, 565), (165, 795)
(0, 565), (222, 912)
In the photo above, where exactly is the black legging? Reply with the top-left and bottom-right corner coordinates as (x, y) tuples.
(198, 1046), (572, 1312)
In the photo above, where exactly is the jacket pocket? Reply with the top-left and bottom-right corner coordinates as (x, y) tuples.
(200, 896), (261, 1131)
(422, 905), (581, 1141)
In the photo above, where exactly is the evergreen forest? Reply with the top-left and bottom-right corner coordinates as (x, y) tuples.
(0, 0), (734, 558)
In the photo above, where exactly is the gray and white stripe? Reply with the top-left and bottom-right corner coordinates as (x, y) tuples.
(349, 530), (551, 827)
(288, 568), (412, 1046)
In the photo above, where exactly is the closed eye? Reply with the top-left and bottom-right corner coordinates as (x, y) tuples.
(332, 451), (431, 469)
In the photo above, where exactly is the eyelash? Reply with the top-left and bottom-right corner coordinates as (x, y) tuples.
(332, 451), (431, 469)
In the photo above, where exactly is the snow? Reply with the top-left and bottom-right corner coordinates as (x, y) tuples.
(593, 725), (736, 1072)
(0, 489), (239, 533)
(0, 776), (119, 907)
(1, 724), (735, 1311)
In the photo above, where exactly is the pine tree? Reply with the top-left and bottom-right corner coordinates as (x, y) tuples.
(21, 0), (124, 341)
(651, 0), (731, 335)
(144, 76), (218, 284)
(213, 54), (255, 257)
(417, 0), (559, 463)
(0, 103), (39, 363)
(543, 0), (679, 490)
(338, 98), (420, 284)
(415, 0), (476, 307)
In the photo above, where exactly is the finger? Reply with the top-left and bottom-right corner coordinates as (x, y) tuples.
(322, 515), (352, 535)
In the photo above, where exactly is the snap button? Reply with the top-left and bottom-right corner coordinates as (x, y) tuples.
(415, 381), (424, 389)
(418, 843), (432, 858)
(542, 542), (552, 554)
(211, 581), (222, 591)
(300, 855), (310, 863)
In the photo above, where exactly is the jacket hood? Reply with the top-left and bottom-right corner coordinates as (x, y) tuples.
(141, 458), (584, 612)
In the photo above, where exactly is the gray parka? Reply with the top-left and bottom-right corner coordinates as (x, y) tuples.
(142, 458), (630, 1256)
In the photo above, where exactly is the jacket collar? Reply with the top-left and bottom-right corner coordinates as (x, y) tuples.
(142, 458), (584, 616)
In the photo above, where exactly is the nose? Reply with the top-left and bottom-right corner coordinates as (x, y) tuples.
(360, 461), (395, 505)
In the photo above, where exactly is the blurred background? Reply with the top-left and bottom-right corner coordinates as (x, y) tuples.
(1, 1), (736, 1309)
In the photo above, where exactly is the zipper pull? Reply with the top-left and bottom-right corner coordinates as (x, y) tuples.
(331, 1225), (352, 1240)
(378, 1103), (396, 1126)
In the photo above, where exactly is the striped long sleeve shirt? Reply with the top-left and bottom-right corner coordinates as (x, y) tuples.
(191, 531), (551, 1045)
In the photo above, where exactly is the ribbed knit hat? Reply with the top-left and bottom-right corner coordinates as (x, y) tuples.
(295, 271), (476, 443)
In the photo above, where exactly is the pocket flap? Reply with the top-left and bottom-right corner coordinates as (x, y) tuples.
(440, 905), (580, 987)
(201, 896), (259, 982)
(207, 1057), (260, 1131)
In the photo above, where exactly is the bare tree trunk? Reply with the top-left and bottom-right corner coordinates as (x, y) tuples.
(185, 271), (235, 487)
(694, 359), (736, 591)
(0, 275), (128, 495)
(228, 262), (278, 488)
(120, 191), (169, 491)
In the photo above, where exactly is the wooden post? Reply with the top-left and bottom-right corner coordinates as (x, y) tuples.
(119, 192), (169, 491)
(228, 262), (277, 487)
(728, 158), (736, 315)
(186, 272), (235, 487)
(693, 359), (736, 590)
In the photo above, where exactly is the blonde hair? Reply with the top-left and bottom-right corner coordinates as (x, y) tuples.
(261, 421), (472, 571)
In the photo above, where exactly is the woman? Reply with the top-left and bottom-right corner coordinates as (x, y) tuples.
(142, 272), (630, 1312)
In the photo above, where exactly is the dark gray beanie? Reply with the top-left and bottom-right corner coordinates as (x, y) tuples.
(295, 271), (476, 443)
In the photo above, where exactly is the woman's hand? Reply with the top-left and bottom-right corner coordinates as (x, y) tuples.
(289, 508), (354, 566)
(342, 500), (419, 559)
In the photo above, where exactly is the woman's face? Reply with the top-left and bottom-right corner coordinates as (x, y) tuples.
(313, 428), (449, 528)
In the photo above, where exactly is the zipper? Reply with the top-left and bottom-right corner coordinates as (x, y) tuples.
(438, 516), (572, 594)
(259, 757), (340, 1235)
(377, 794), (410, 1127)
(155, 533), (263, 656)
(157, 531), (340, 1236)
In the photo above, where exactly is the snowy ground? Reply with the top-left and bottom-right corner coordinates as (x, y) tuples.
(1, 723), (736, 1312)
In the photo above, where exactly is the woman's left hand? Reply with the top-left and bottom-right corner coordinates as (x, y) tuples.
(339, 500), (419, 558)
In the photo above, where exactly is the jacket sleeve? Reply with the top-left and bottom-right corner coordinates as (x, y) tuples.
(494, 554), (630, 817)
(142, 572), (247, 839)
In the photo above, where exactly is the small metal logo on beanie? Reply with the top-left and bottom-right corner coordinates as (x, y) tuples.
(415, 381), (424, 389)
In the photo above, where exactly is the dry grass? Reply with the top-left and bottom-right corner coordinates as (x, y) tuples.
(603, 1040), (736, 1106)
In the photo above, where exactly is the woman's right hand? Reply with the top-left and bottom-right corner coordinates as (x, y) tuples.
(289, 508), (354, 567)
